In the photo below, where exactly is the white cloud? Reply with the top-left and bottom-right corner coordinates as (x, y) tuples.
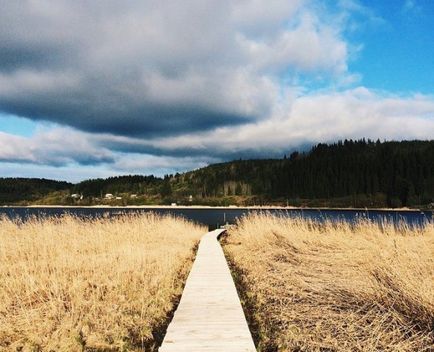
(0, 162), (116, 183)
(111, 154), (219, 175)
(0, 128), (113, 166)
(0, 126), (220, 177)
(243, 11), (348, 74)
(102, 87), (434, 156)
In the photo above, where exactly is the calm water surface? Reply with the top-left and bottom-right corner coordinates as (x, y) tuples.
(1, 207), (432, 229)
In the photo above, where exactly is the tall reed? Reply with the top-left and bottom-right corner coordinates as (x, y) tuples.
(0, 213), (205, 351)
(224, 213), (434, 351)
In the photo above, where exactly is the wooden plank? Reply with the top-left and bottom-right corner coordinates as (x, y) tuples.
(159, 229), (256, 352)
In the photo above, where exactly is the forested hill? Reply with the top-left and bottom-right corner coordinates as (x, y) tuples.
(0, 178), (71, 204)
(73, 175), (161, 197)
(0, 140), (433, 208)
(173, 139), (434, 208)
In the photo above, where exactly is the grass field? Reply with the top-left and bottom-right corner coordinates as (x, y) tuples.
(223, 213), (434, 351)
(0, 213), (205, 351)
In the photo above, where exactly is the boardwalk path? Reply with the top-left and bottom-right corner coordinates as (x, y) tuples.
(159, 229), (256, 352)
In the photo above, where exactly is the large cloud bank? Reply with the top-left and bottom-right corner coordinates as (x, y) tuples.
(0, 0), (348, 136)
(0, 0), (433, 176)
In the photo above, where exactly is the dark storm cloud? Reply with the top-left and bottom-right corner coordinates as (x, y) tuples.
(0, 46), (55, 72)
(0, 0), (279, 137)
(0, 96), (251, 137)
(0, 68), (253, 137)
(0, 0), (354, 138)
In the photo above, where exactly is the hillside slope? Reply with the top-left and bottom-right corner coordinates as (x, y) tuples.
(0, 178), (71, 204)
(171, 139), (434, 207)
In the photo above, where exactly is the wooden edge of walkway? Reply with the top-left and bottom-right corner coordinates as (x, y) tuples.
(159, 228), (256, 351)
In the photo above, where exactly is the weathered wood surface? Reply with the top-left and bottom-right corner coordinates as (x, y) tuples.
(159, 229), (256, 352)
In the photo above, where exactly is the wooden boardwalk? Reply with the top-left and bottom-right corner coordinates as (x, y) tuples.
(159, 229), (256, 352)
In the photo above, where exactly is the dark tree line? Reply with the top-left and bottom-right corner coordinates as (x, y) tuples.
(73, 175), (162, 197)
(177, 140), (434, 207)
(0, 178), (71, 203)
(276, 140), (434, 207)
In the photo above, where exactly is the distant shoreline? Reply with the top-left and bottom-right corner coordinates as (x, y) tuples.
(2, 204), (431, 213)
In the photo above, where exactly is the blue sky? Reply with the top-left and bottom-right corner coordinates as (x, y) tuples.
(0, 0), (433, 182)
(348, 0), (434, 93)
(0, 114), (36, 137)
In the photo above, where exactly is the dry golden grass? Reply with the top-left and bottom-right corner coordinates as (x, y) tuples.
(0, 213), (205, 351)
(224, 213), (434, 351)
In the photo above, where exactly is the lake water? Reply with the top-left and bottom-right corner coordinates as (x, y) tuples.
(1, 207), (432, 230)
